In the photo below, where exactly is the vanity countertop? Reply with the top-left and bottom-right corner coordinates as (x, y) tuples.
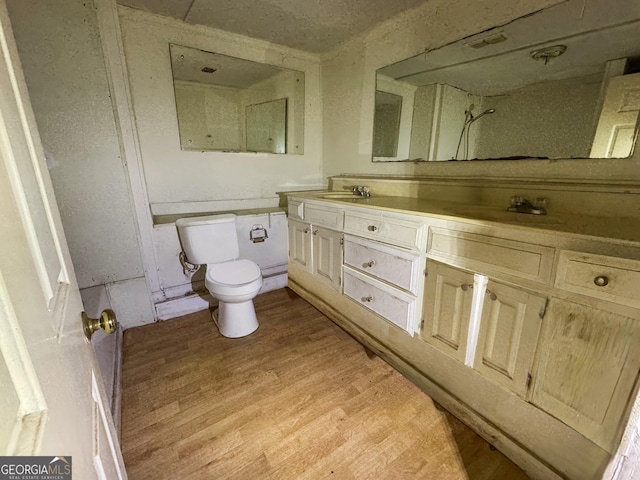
(288, 191), (640, 244)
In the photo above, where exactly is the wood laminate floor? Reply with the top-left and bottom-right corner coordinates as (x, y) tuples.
(121, 288), (530, 480)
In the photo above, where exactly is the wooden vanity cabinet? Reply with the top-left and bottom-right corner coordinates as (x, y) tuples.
(311, 226), (342, 290)
(421, 262), (473, 363)
(288, 218), (311, 271)
(532, 299), (640, 452)
(288, 215), (343, 292)
(421, 260), (545, 398)
(528, 250), (640, 451)
(287, 193), (640, 479)
(474, 278), (545, 399)
(342, 230), (424, 335)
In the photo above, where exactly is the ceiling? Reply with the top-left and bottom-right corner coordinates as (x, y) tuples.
(378, 0), (640, 96)
(169, 44), (293, 89)
(117, 0), (431, 53)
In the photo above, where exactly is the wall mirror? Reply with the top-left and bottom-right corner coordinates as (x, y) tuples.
(169, 44), (305, 154)
(372, 0), (640, 162)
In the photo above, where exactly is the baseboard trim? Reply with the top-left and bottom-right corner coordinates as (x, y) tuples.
(154, 272), (288, 321)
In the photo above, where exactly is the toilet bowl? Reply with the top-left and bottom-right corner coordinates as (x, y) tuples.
(205, 259), (262, 338)
(175, 214), (263, 338)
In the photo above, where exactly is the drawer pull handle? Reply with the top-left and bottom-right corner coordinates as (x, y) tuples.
(312, 229), (319, 235)
(363, 260), (375, 268)
(361, 296), (373, 302)
(368, 225), (378, 232)
(594, 275), (609, 287)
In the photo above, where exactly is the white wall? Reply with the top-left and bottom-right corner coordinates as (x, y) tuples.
(119, 7), (324, 214)
(321, 0), (640, 181)
(6, 0), (154, 327)
(409, 84), (437, 160)
(7, 0), (144, 288)
(174, 81), (242, 151)
(238, 69), (305, 155)
(374, 75), (416, 161)
(475, 76), (602, 159)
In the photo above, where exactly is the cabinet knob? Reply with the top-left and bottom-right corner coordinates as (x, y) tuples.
(304, 227), (310, 234)
(312, 229), (319, 235)
(594, 275), (609, 287)
(361, 296), (373, 302)
(362, 260), (375, 268)
(367, 225), (378, 232)
(460, 283), (473, 291)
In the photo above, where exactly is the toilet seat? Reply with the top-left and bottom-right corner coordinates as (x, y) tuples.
(205, 259), (262, 298)
(206, 259), (261, 286)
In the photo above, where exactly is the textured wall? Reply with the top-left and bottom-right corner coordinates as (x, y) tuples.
(6, 0), (145, 288)
(475, 77), (602, 159)
(119, 7), (325, 211)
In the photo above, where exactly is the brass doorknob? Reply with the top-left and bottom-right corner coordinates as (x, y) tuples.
(82, 309), (118, 340)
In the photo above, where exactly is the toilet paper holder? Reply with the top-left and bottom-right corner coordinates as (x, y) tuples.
(250, 224), (268, 243)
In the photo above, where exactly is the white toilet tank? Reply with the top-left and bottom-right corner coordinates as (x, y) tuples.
(176, 214), (239, 265)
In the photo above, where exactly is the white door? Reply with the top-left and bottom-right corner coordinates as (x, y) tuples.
(0, 1), (127, 478)
(590, 73), (640, 158)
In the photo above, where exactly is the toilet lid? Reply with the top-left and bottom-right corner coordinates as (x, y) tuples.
(206, 259), (261, 286)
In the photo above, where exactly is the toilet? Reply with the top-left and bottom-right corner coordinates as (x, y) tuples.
(176, 214), (262, 338)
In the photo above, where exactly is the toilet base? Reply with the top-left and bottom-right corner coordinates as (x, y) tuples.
(212, 299), (259, 338)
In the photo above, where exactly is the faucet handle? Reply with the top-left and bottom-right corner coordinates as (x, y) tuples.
(352, 185), (371, 197)
(533, 197), (547, 209)
(510, 196), (524, 205)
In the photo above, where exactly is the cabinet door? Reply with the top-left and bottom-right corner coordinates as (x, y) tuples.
(312, 226), (342, 291)
(532, 299), (640, 451)
(288, 218), (311, 271)
(474, 281), (545, 398)
(421, 262), (473, 363)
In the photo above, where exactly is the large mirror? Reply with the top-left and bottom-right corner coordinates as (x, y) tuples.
(373, 0), (640, 161)
(170, 44), (304, 154)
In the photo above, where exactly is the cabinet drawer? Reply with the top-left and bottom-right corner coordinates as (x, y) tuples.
(288, 198), (304, 220)
(344, 235), (421, 294)
(344, 211), (423, 249)
(555, 251), (640, 309)
(305, 203), (343, 230)
(427, 227), (554, 284)
(343, 267), (416, 334)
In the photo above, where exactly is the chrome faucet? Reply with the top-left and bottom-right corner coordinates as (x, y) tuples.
(352, 186), (371, 197)
(507, 196), (546, 215)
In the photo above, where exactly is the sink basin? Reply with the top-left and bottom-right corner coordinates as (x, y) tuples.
(444, 206), (564, 227)
(322, 192), (362, 199)
(444, 206), (515, 222)
(515, 214), (563, 226)
(321, 193), (373, 202)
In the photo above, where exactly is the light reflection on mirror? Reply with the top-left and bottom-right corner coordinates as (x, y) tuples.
(169, 44), (304, 154)
(373, 0), (640, 162)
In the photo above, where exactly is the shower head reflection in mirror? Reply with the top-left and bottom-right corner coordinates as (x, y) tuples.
(455, 107), (497, 160)
(372, 0), (640, 162)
